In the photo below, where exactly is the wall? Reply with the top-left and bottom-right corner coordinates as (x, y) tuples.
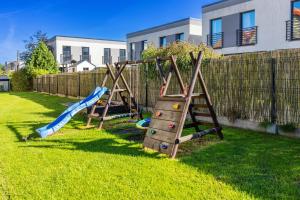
(49, 37), (126, 67)
(203, 0), (300, 54)
(127, 24), (202, 60)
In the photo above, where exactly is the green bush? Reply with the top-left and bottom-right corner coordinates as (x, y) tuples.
(142, 42), (221, 79)
(11, 69), (31, 92)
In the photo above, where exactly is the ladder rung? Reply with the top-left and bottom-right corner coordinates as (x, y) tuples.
(193, 112), (211, 117)
(114, 89), (127, 92)
(192, 104), (208, 109)
(88, 113), (100, 118)
(192, 93), (206, 98)
(164, 93), (205, 98)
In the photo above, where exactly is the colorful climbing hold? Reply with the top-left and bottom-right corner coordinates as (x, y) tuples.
(172, 103), (180, 110)
(168, 123), (176, 129)
(155, 111), (162, 117)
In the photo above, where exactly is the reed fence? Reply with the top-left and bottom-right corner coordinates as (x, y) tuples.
(33, 50), (300, 126)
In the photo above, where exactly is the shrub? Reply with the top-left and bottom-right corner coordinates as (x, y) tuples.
(142, 42), (221, 79)
(11, 69), (31, 92)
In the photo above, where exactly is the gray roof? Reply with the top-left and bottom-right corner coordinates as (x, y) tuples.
(49, 35), (126, 43)
(202, 0), (248, 13)
(0, 76), (10, 81)
(127, 17), (202, 38)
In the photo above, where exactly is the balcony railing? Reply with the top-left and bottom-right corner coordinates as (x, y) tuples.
(207, 32), (224, 49)
(60, 54), (72, 64)
(237, 26), (258, 46)
(102, 56), (112, 65)
(118, 56), (126, 62)
(286, 20), (300, 41)
(80, 55), (91, 62)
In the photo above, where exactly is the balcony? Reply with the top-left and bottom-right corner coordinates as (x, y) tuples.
(60, 54), (72, 64)
(237, 26), (258, 46)
(102, 56), (112, 65)
(207, 32), (224, 49)
(286, 20), (300, 41)
(80, 55), (91, 62)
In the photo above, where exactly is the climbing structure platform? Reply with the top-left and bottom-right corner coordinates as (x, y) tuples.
(144, 51), (224, 158)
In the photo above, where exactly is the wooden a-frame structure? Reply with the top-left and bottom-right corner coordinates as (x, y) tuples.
(144, 51), (224, 158)
(87, 62), (143, 129)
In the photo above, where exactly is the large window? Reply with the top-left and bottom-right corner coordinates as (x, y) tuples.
(210, 18), (223, 48)
(292, 0), (300, 39)
(81, 47), (90, 61)
(159, 36), (167, 48)
(241, 11), (255, 29)
(62, 46), (71, 63)
(141, 40), (148, 51)
(119, 49), (126, 62)
(130, 43), (135, 60)
(175, 33), (184, 42)
(238, 10), (257, 46)
(103, 48), (111, 64)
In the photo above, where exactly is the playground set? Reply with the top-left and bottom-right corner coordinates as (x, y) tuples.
(34, 51), (223, 158)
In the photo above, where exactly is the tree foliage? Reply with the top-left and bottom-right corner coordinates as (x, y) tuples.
(141, 42), (221, 79)
(20, 31), (48, 64)
(26, 41), (58, 74)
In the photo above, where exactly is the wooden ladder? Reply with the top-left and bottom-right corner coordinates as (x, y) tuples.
(144, 51), (223, 158)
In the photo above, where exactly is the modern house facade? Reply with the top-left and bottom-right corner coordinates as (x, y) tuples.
(48, 36), (127, 70)
(127, 18), (202, 60)
(203, 0), (300, 54)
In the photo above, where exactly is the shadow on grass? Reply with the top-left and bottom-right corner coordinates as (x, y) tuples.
(21, 137), (160, 159)
(179, 128), (300, 199)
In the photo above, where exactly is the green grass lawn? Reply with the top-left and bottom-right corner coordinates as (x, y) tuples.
(0, 92), (300, 200)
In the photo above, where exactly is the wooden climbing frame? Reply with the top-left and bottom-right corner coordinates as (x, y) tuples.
(87, 62), (143, 129)
(144, 51), (224, 158)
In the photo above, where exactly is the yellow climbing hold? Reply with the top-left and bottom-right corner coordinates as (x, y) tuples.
(172, 103), (180, 110)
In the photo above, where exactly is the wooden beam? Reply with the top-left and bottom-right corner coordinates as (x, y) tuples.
(175, 127), (221, 144)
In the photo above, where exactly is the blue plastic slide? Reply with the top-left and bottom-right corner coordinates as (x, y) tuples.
(36, 87), (108, 138)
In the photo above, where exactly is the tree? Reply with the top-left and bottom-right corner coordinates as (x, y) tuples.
(0, 64), (4, 75)
(26, 41), (58, 76)
(20, 31), (48, 64)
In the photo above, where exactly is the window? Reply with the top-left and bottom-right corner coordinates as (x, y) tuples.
(119, 49), (126, 62)
(159, 36), (167, 47)
(130, 43), (135, 60)
(83, 68), (89, 71)
(81, 47), (90, 61)
(141, 40), (148, 51)
(238, 10), (257, 46)
(103, 48), (111, 64)
(241, 11), (255, 29)
(292, 0), (300, 39)
(175, 33), (184, 42)
(62, 46), (71, 63)
(210, 18), (223, 48)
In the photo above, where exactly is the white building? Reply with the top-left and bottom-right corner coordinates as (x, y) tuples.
(127, 18), (202, 60)
(202, 0), (300, 55)
(48, 36), (127, 70)
(67, 60), (96, 73)
(5, 61), (25, 72)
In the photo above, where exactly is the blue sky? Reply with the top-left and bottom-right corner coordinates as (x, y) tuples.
(0, 0), (217, 63)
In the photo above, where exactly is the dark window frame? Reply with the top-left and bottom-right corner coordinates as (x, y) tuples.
(237, 10), (257, 46)
(159, 36), (167, 48)
(175, 33), (185, 42)
(209, 17), (223, 49)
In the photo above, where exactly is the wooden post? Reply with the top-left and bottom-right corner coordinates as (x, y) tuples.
(271, 58), (278, 134)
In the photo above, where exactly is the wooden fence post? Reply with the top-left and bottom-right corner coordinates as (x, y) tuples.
(78, 73), (81, 98)
(271, 58), (278, 134)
